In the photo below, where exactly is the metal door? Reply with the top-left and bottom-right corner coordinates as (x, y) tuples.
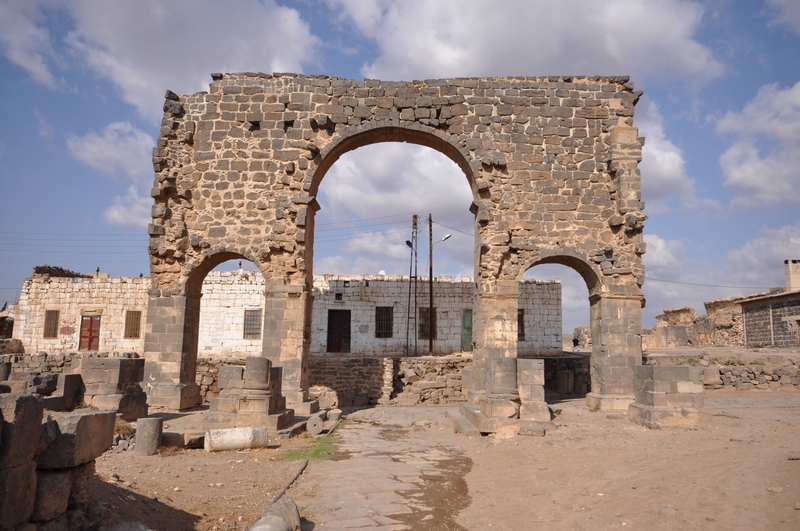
(461, 309), (473, 351)
(327, 309), (351, 353)
(79, 315), (101, 351)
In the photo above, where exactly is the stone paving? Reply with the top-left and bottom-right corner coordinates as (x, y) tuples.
(291, 407), (469, 530)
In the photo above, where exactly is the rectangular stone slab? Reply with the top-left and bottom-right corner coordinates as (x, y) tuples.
(35, 410), (115, 469)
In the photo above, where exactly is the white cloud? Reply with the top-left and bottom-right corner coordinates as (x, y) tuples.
(643, 234), (687, 280)
(637, 97), (706, 214)
(716, 81), (800, 208)
(0, 1), (60, 88)
(63, 0), (318, 121)
(104, 185), (151, 227)
(315, 143), (475, 276)
(722, 222), (800, 288)
(0, 1), (319, 121)
(66, 121), (153, 183)
(766, 0), (800, 34)
(34, 108), (54, 138)
(329, 0), (723, 86)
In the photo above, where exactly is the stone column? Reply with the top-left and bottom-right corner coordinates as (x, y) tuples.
(586, 293), (643, 410)
(142, 293), (201, 410)
(468, 280), (519, 417)
(262, 279), (310, 409)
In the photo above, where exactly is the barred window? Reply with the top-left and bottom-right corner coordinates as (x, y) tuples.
(375, 307), (393, 338)
(44, 310), (59, 338)
(518, 309), (525, 341)
(243, 309), (262, 339)
(419, 307), (437, 340)
(124, 310), (142, 339)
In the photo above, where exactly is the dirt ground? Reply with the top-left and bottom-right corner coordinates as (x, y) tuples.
(93, 387), (800, 530)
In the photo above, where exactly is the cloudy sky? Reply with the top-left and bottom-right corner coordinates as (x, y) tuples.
(1, 0), (799, 333)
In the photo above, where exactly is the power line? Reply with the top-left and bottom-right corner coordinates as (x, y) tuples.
(645, 277), (773, 290)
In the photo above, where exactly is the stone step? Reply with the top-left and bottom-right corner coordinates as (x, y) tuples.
(445, 410), (480, 437)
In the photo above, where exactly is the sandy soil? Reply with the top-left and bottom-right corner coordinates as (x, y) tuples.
(93, 388), (800, 530)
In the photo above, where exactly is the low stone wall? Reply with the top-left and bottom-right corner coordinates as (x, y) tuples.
(0, 395), (115, 530)
(195, 356), (473, 408)
(393, 357), (472, 405)
(702, 363), (800, 390)
(0, 351), (140, 375)
(309, 357), (388, 408)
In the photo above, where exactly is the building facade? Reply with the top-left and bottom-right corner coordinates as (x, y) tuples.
(10, 268), (562, 357)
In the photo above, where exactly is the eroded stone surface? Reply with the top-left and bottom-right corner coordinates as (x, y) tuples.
(144, 73), (646, 410)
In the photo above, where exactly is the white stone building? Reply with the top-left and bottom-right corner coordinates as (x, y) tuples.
(9, 268), (562, 357)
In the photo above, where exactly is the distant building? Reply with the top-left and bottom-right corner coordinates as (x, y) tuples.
(643, 259), (800, 349)
(8, 267), (563, 357)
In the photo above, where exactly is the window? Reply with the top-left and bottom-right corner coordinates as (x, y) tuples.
(419, 307), (437, 340)
(335, 293), (343, 301)
(518, 309), (525, 341)
(375, 307), (393, 338)
(243, 309), (262, 339)
(124, 310), (142, 339)
(44, 310), (59, 338)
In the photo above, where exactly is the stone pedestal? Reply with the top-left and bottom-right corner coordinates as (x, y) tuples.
(207, 357), (299, 431)
(81, 358), (148, 419)
(628, 366), (705, 428)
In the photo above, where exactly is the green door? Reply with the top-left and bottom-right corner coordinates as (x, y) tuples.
(461, 309), (473, 351)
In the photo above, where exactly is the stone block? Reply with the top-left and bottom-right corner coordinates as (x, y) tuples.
(0, 461), (36, 530)
(489, 358), (517, 394)
(92, 390), (148, 421)
(0, 394), (43, 470)
(519, 400), (551, 421)
(31, 469), (70, 522)
(479, 397), (519, 419)
(35, 410), (115, 469)
(702, 367), (721, 385)
(676, 381), (704, 394)
(218, 366), (244, 382)
(68, 460), (95, 509)
(518, 383), (544, 402)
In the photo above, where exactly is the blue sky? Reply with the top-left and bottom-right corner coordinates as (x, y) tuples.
(1, 0), (799, 333)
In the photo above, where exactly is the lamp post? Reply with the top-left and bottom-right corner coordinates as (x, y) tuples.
(427, 212), (451, 356)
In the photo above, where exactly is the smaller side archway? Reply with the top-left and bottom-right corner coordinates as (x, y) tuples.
(143, 250), (269, 409)
(517, 252), (643, 409)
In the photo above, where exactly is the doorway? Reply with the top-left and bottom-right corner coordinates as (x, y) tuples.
(79, 315), (101, 351)
(327, 309), (351, 353)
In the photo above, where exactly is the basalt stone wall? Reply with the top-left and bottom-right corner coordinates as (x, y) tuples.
(743, 293), (800, 347)
(146, 73), (645, 410)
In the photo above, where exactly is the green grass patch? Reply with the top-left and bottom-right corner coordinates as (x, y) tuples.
(277, 436), (340, 462)
(677, 357), (701, 365)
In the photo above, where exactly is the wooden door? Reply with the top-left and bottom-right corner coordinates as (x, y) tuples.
(327, 310), (351, 353)
(79, 315), (101, 351)
(461, 309), (473, 351)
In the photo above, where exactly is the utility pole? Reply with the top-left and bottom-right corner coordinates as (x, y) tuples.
(428, 214), (434, 356)
(405, 214), (419, 356)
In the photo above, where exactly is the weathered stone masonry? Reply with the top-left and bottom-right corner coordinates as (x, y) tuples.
(145, 73), (646, 411)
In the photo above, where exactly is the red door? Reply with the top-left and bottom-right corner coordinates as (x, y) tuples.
(79, 315), (101, 350)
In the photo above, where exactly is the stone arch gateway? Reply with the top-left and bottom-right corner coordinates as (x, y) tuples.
(144, 73), (646, 412)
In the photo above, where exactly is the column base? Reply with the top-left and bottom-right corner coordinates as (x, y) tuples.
(585, 392), (633, 411)
(146, 382), (201, 411)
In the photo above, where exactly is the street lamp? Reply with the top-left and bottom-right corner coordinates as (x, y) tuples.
(427, 212), (451, 356)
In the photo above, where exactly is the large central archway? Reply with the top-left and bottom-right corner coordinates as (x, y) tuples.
(143, 73), (646, 413)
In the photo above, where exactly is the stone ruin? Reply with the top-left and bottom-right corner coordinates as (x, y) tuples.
(0, 394), (115, 530)
(143, 72), (647, 433)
